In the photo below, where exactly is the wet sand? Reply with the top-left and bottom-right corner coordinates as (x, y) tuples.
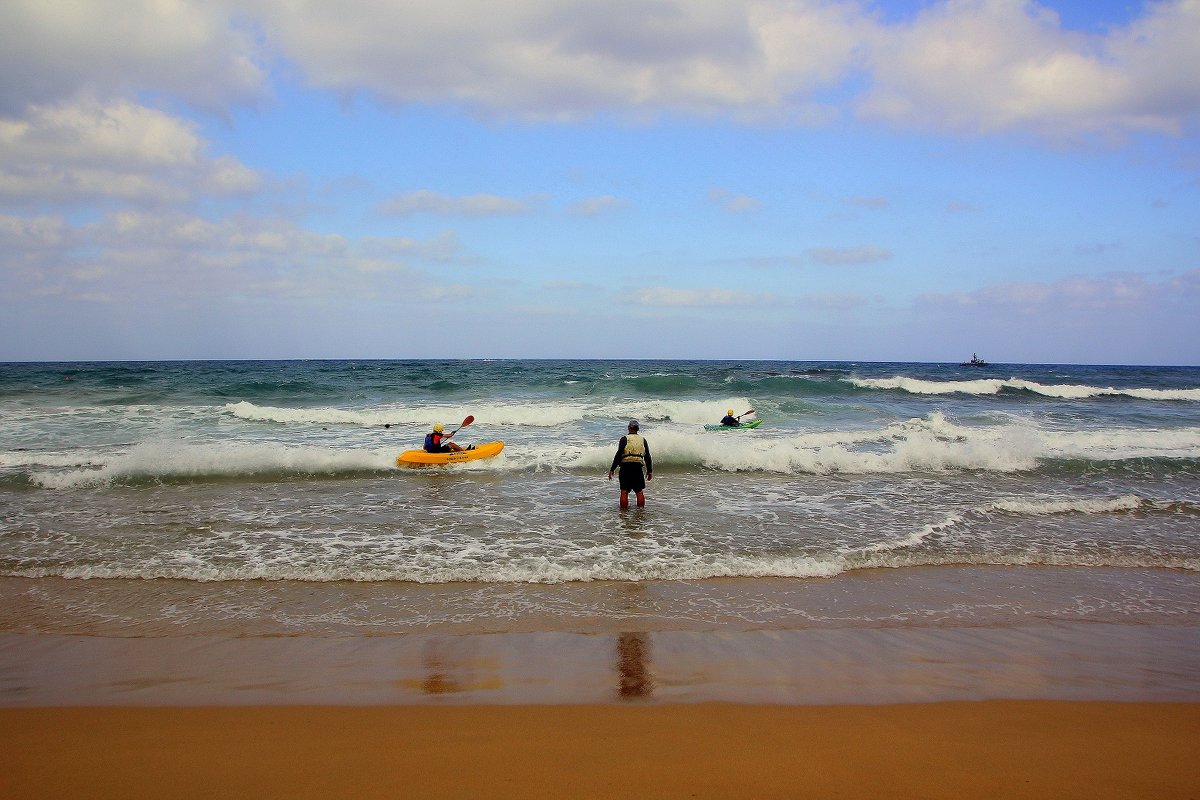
(4, 568), (1199, 797)
(4, 702), (1198, 799)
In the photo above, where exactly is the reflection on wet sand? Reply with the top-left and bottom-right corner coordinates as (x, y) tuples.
(403, 638), (504, 697)
(617, 632), (653, 699)
(421, 655), (461, 695)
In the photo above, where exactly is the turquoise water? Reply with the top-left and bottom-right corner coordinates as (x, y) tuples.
(1, 359), (1197, 591)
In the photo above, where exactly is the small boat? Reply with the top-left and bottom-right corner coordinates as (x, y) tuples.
(960, 354), (988, 367)
(396, 441), (505, 466)
(703, 419), (764, 431)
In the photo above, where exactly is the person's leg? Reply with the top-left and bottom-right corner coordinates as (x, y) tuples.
(634, 490), (645, 508)
(619, 490), (630, 510)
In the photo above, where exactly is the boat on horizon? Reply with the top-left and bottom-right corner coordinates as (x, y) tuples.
(960, 353), (988, 367)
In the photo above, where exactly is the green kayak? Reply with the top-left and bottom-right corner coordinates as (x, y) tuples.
(703, 418), (763, 431)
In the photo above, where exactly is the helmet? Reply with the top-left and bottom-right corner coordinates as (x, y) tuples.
(628, 419), (639, 431)
(433, 423), (444, 432)
(727, 409), (735, 415)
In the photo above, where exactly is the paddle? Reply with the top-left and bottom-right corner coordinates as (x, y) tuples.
(448, 415), (474, 437)
(736, 409), (755, 420)
(384, 414), (474, 432)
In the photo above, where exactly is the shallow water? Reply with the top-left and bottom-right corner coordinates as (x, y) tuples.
(1, 359), (1197, 704)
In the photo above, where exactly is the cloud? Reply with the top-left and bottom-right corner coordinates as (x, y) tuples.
(713, 255), (808, 269)
(630, 286), (774, 307)
(567, 194), (630, 216)
(918, 270), (1200, 313)
(0, 0), (266, 114)
(2, 210), (472, 306)
(709, 187), (763, 212)
(799, 292), (872, 310)
(250, 0), (869, 122)
(1074, 241), (1121, 257)
(946, 200), (983, 214)
(237, 0), (1200, 137)
(908, 269), (1200, 364)
(378, 189), (535, 217)
(847, 195), (888, 210)
(544, 279), (601, 291)
(0, 214), (71, 250)
(361, 231), (463, 262)
(808, 246), (892, 266)
(0, 101), (261, 204)
(5, 1), (1199, 141)
(858, 0), (1200, 137)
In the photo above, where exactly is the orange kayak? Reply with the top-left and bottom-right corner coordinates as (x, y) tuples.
(396, 441), (505, 466)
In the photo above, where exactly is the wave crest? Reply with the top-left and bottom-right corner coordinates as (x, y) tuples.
(848, 376), (1200, 401)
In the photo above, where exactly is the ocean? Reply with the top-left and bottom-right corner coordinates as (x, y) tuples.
(2, 359), (1198, 704)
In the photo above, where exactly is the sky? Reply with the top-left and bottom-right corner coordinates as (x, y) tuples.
(1, 0), (1198, 365)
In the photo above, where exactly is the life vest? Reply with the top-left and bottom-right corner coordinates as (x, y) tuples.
(621, 433), (646, 464)
(424, 432), (440, 452)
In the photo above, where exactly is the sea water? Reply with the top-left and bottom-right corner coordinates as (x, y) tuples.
(1, 359), (1198, 703)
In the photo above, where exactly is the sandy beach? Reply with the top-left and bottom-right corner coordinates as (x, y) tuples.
(4, 702), (1198, 799)
(4, 567), (1198, 797)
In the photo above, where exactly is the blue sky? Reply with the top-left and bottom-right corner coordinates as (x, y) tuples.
(1, 0), (1197, 364)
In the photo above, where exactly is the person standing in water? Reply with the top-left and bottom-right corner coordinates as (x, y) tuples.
(608, 419), (652, 509)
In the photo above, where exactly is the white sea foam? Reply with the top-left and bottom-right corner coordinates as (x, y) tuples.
(223, 398), (756, 428)
(10, 545), (1197, 583)
(29, 441), (399, 489)
(25, 414), (1200, 487)
(0, 450), (99, 469)
(618, 414), (1200, 474)
(847, 376), (1200, 401)
(990, 495), (1147, 516)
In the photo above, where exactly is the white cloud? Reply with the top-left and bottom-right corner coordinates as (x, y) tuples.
(848, 195), (888, 210)
(567, 195), (630, 216)
(5, 1), (1198, 141)
(918, 270), (1200, 313)
(251, 0), (867, 121)
(709, 187), (763, 212)
(361, 231), (463, 262)
(800, 292), (871, 310)
(631, 286), (774, 307)
(243, 0), (1200, 137)
(0, 0), (266, 114)
(808, 246), (892, 266)
(92, 211), (347, 256)
(859, 0), (1200, 137)
(0, 101), (262, 204)
(2, 210), (471, 306)
(378, 190), (534, 216)
(0, 214), (72, 250)
(908, 269), (1200, 364)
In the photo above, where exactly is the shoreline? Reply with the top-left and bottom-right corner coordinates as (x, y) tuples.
(5, 702), (1198, 799)
(4, 566), (1200, 707)
(5, 620), (1200, 706)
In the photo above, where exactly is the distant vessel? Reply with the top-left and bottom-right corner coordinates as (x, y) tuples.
(960, 353), (988, 367)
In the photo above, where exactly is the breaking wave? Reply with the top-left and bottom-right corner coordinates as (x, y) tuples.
(847, 376), (1200, 401)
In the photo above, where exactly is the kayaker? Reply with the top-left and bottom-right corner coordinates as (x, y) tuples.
(607, 419), (653, 510)
(424, 423), (464, 453)
(720, 409), (740, 426)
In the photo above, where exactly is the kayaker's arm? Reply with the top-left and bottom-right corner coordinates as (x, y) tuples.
(609, 436), (628, 474)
